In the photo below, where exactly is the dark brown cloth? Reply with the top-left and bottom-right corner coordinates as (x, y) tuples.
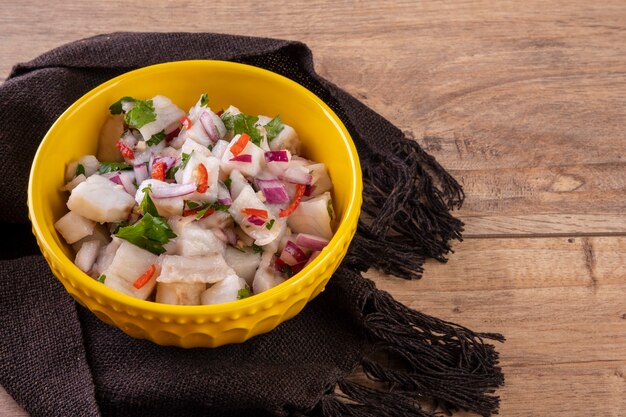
(0, 33), (504, 417)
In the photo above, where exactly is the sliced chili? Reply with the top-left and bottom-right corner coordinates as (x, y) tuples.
(279, 184), (306, 218)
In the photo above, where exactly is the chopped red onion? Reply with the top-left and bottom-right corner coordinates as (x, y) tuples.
(230, 154), (252, 163)
(304, 184), (315, 197)
(165, 127), (181, 142)
(282, 166), (312, 185)
(150, 183), (197, 198)
(133, 163), (149, 184)
(280, 240), (308, 265)
(265, 150), (289, 163)
(108, 173), (123, 185)
(153, 156), (177, 171)
(223, 227), (238, 246)
(305, 251), (322, 266)
(199, 111), (220, 143)
(118, 171), (138, 195)
(218, 183), (232, 205)
(247, 215), (266, 226)
(255, 177), (289, 204)
(212, 228), (229, 244)
(295, 233), (329, 251)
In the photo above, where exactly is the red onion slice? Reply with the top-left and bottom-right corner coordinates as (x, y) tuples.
(150, 183), (197, 198)
(295, 233), (329, 251)
(265, 150), (289, 163)
(282, 166), (312, 185)
(255, 177), (289, 204)
(199, 111), (220, 143)
(118, 171), (138, 195)
(305, 251), (322, 266)
(218, 183), (232, 205)
(133, 163), (149, 184)
(280, 240), (308, 265)
(165, 127), (181, 142)
(230, 154), (252, 163)
(153, 156), (177, 170)
(247, 215), (266, 226)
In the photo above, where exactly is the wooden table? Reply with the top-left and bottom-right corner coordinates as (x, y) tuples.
(1, 1), (624, 416)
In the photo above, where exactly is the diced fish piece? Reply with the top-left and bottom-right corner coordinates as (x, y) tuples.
(228, 170), (248, 201)
(307, 163), (332, 197)
(74, 240), (101, 273)
(287, 192), (333, 240)
(223, 246), (261, 286)
(176, 153), (220, 202)
(173, 220), (225, 257)
(71, 223), (111, 253)
(103, 241), (160, 300)
(134, 179), (185, 217)
(252, 251), (285, 294)
(200, 275), (247, 305)
(92, 238), (122, 277)
(54, 210), (96, 244)
(155, 282), (206, 305)
(157, 254), (236, 284)
(68, 175), (135, 223)
(78, 155), (100, 177)
(267, 122), (300, 154)
(220, 134), (265, 177)
(211, 139), (229, 159)
(138, 95), (186, 141)
(229, 185), (284, 246)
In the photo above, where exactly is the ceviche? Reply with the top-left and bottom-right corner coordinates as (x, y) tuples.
(55, 94), (335, 305)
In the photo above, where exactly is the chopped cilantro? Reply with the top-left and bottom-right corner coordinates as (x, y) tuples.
(115, 213), (176, 255)
(233, 113), (262, 146)
(237, 288), (252, 300)
(220, 112), (234, 131)
(210, 202), (230, 212)
(124, 99), (156, 129)
(98, 162), (133, 174)
(146, 130), (165, 147)
(264, 115), (284, 142)
(223, 178), (232, 188)
(185, 200), (201, 210)
(97, 274), (106, 283)
(200, 93), (209, 107)
(140, 186), (159, 217)
(111, 221), (129, 234)
(207, 143), (213, 151)
(109, 96), (136, 115)
(181, 152), (193, 169)
(251, 243), (263, 254)
(75, 164), (85, 177)
(167, 152), (192, 179)
(196, 206), (212, 219)
(265, 219), (275, 230)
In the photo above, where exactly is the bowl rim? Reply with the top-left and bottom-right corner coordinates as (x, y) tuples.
(28, 59), (362, 315)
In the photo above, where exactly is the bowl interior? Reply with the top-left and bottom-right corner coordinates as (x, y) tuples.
(29, 60), (360, 313)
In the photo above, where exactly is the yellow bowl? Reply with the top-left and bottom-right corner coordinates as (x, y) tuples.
(28, 60), (362, 348)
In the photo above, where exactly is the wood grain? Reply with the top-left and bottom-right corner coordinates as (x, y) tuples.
(1, 1), (625, 416)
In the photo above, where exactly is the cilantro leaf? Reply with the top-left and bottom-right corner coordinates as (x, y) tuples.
(233, 113), (262, 146)
(264, 115), (284, 142)
(75, 164), (85, 177)
(146, 130), (165, 147)
(210, 202), (230, 212)
(167, 152), (192, 179)
(109, 97), (136, 115)
(200, 93), (209, 107)
(97, 274), (106, 283)
(265, 219), (275, 230)
(223, 178), (232, 188)
(140, 186), (159, 217)
(124, 99), (156, 129)
(185, 200), (201, 210)
(237, 288), (252, 300)
(196, 206), (212, 219)
(251, 243), (263, 254)
(115, 213), (176, 255)
(181, 152), (193, 169)
(221, 112), (234, 131)
(98, 162), (133, 174)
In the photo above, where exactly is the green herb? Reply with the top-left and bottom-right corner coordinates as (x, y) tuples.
(265, 219), (275, 230)
(97, 274), (106, 283)
(165, 166), (177, 180)
(278, 263), (294, 278)
(111, 221), (129, 234)
(200, 93), (209, 107)
(109, 96), (136, 115)
(98, 162), (133, 174)
(181, 152), (193, 169)
(207, 143), (213, 151)
(210, 202), (230, 212)
(185, 200), (201, 210)
(140, 186), (159, 217)
(233, 113), (262, 146)
(264, 115), (284, 142)
(220, 112), (234, 131)
(75, 164), (85, 177)
(124, 99), (156, 129)
(251, 243), (263, 254)
(115, 213), (176, 255)
(223, 178), (232, 188)
(237, 288), (252, 300)
(196, 206), (212, 219)
(167, 152), (192, 179)
(146, 130), (165, 147)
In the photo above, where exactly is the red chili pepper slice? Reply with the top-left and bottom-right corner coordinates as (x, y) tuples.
(151, 161), (166, 181)
(183, 207), (215, 219)
(195, 163), (208, 193)
(230, 133), (250, 156)
(133, 264), (157, 289)
(279, 184), (306, 218)
(181, 115), (192, 130)
(241, 208), (268, 219)
(116, 140), (135, 160)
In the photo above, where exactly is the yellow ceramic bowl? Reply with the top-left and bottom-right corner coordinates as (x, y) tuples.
(28, 60), (362, 348)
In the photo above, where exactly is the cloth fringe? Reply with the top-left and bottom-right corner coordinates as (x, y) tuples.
(311, 272), (504, 417)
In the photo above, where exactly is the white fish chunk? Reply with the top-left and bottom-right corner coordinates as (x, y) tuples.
(229, 185), (284, 246)
(103, 241), (160, 300)
(220, 134), (265, 177)
(155, 282), (206, 305)
(200, 275), (247, 305)
(157, 254), (236, 284)
(287, 192), (333, 240)
(252, 250), (285, 294)
(92, 238), (122, 277)
(138, 95), (186, 141)
(172, 219), (225, 257)
(67, 175), (135, 223)
(54, 210), (96, 244)
(74, 240), (101, 273)
(223, 246), (261, 286)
